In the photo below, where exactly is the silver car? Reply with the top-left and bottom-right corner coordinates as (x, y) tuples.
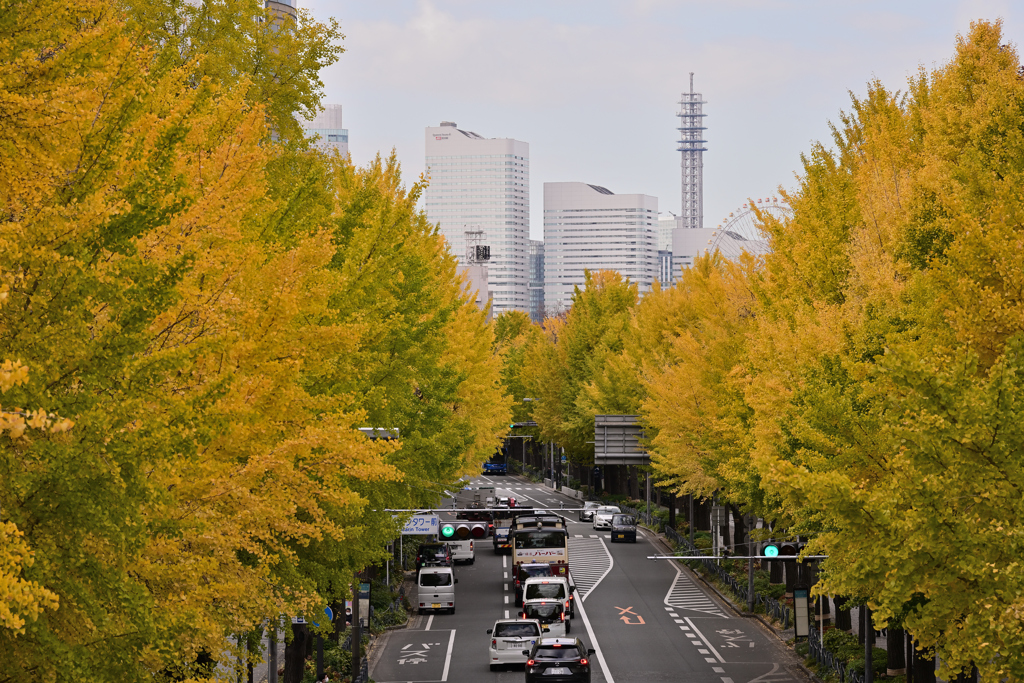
(592, 505), (621, 531)
(578, 501), (601, 522)
(487, 618), (545, 671)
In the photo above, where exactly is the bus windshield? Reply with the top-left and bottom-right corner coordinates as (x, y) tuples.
(515, 530), (567, 549)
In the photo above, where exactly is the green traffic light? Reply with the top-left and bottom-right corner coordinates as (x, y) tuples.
(764, 544), (779, 558)
(441, 524), (455, 538)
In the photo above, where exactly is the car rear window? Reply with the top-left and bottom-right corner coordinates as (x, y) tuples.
(419, 572), (452, 587)
(536, 646), (582, 660)
(525, 583), (566, 600)
(597, 506), (620, 514)
(494, 622), (540, 637)
(612, 515), (635, 525)
(523, 603), (562, 621)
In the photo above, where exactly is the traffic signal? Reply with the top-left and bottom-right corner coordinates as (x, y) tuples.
(780, 541), (802, 559)
(441, 521), (489, 540)
(760, 542), (781, 558)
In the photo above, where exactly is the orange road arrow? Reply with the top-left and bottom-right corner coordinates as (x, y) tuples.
(615, 606), (645, 624)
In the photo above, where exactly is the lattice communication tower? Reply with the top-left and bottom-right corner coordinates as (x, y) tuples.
(677, 73), (707, 230)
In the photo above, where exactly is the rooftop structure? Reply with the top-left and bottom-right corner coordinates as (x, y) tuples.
(677, 73), (707, 230)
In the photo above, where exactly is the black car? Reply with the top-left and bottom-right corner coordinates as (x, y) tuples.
(523, 638), (595, 683)
(415, 543), (452, 573)
(609, 514), (637, 543)
(515, 562), (555, 605)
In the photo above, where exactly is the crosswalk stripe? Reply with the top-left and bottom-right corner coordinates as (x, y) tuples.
(664, 565), (729, 618)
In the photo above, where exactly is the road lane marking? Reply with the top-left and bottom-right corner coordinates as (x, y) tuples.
(685, 617), (726, 663)
(664, 562), (729, 618)
(713, 667), (725, 673)
(425, 614), (433, 631)
(573, 580), (615, 683)
(504, 595), (509, 604)
(502, 555), (507, 569)
(504, 610), (509, 619)
(615, 606), (646, 625)
(706, 658), (718, 663)
(568, 537), (614, 602)
(722, 678), (734, 683)
(440, 628), (456, 681)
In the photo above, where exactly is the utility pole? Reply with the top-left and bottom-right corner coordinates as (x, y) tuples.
(268, 620), (278, 683)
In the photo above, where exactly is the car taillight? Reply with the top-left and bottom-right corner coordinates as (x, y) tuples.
(560, 612), (565, 621)
(565, 600), (570, 610)
(491, 639), (496, 648)
(527, 659), (535, 667)
(580, 658), (589, 666)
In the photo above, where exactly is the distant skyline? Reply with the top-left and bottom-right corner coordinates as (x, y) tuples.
(302, 1), (1021, 240)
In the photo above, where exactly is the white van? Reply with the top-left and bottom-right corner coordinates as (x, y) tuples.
(449, 538), (475, 564)
(522, 576), (575, 619)
(418, 566), (458, 614)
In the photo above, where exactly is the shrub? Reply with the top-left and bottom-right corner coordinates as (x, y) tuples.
(847, 647), (887, 676)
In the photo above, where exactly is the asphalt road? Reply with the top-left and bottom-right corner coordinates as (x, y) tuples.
(370, 475), (808, 683)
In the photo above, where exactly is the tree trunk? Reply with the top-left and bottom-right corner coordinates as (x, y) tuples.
(769, 559), (784, 585)
(730, 506), (746, 555)
(668, 491), (676, 530)
(783, 560), (797, 598)
(887, 628), (906, 676)
(912, 642), (936, 683)
(833, 596), (852, 631)
(284, 624), (309, 683)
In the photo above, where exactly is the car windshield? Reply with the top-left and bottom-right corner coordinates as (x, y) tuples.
(494, 622), (541, 637)
(419, 572), (452, 587)
(585, 502), (600, 509)
(523, 603), (562, 621)
(612, 515), (635, 525)
(515, 530), (567, 549)
(536, 646), (582, 660)
(597, 506), (620, 515)
(525, 583), (565, 600)
(420, 545), (447, 557)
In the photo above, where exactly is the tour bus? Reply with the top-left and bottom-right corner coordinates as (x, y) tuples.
(511, 514), (569, 580)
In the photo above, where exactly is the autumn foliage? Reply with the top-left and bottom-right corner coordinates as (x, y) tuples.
(0, 0), (510, 680)
(521, 21), (1024, 681)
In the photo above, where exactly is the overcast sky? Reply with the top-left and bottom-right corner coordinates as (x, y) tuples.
(302, 0), (1020, 240)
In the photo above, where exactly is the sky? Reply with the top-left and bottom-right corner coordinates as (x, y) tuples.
(300, 0), (1021, 240)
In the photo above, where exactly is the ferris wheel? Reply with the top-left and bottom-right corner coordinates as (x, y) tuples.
(709, 197), (792, 260)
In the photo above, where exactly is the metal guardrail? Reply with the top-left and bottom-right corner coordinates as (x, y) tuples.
(807, 624), (863, 683)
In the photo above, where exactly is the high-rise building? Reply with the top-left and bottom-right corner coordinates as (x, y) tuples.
(543, 182), (657, 313)
(424, 122), (530, 316)
(302, 104), (349, 157)
(529, 240), (545, 323)
(677, 73), (706, 230)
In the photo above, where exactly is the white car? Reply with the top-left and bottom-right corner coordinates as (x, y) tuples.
(592, 505), (621, 530)
(522, 599), (568, 637)
(486, 618), (545, 671)
(578, 501), (601, 522)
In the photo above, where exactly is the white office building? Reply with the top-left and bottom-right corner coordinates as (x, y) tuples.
(543, 182), (658, 313)
(302, 104), (349, 157)
(424, 122), (530, 316)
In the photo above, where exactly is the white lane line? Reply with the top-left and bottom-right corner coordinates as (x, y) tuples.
(722, 678), (734, 683)
(440, 628), (456, 681)
(713, 668), (725, 674)
(505, 610), (509, 619)
(425, 614), (433, 631)
(573, 581), (615, 683)
(706, 658), (718, 663)
(685, 617), (726, 663)
(503, 555), (507, 569)
(503, 572), (508, 579)
(504, 595), (509, 604)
